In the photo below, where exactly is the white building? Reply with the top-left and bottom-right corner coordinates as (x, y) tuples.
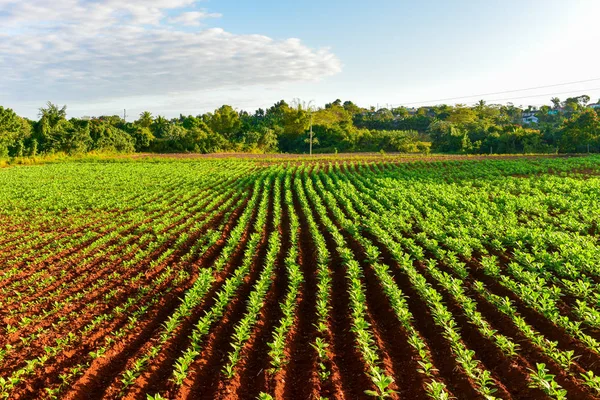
(522, 112), (539, 124)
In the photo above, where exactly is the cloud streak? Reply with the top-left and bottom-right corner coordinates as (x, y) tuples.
(0, 0), (342, 104)
(168, 11), (222, 26)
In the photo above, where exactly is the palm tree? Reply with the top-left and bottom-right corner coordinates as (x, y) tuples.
(152, 115), (170, 138)
(137, 111), (153, 128)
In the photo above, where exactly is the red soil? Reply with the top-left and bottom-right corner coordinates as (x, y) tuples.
(5, 160), (600, 400)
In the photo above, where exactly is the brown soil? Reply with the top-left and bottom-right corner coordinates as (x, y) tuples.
(278, 182), (323, 400)
(365, 231), (484, 399)
(223, 182), (291, 399)
(464, 279), (597, 400)
(9, 189), (246, 399)
(173, 186), (275, 400)
(63, 193), (251, 400)
(414, 262), (542, 400)
(306, 190), (377, 399)
(6, 156), (600, 400)
(317, 181), (428, 400)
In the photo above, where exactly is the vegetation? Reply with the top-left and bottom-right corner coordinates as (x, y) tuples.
(2, 154), (600, 399)
(2, 96), (600, 157)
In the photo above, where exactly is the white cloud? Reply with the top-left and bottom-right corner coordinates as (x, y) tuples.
(0, 0), (341, 106)
(168, 11), (222, 26)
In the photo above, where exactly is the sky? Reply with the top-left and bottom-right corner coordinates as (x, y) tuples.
(1, 0), (600, 119)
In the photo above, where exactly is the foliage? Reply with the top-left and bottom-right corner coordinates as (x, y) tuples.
(2, 95), (599, 157)
(2, 155), (600, 398)
(0, 106), (31, 157)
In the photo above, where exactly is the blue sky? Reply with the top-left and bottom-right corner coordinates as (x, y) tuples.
(1, 0), (599, 119)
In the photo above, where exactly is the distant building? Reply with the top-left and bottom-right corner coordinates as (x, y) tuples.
(588, 103), (600, 110)
(522, 113), (539, 124)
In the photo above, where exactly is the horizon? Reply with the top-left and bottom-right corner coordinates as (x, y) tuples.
(2, 0), (600, 119)
(8, 93), (600, 123)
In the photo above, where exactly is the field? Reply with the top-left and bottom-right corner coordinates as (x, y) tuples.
(2, 155), (600, 400)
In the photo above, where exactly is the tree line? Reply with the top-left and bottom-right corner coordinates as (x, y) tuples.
(1, 95), (599, 157)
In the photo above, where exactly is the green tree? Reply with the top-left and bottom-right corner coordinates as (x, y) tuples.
(498, 103), (523, 125)
(241, 128), (278, 153)
(37, 102), (67, 148)
(277, 100), (320, 152)
(0, 106), (31, 157)
(560, 109), (600, 152)
(38, 102), (67, 129)
(203, 105), (241, 140)
(184, 127), (227, 153)
(152, 115), (171, 138)
(447, 105), (477, 125)
(89, 118), (135, 153)
(428, 120), (469, 152)
(35, 102), (92, 154)
(130, 126), (155, 151)
(137, 111), (153, 128)
(343, 101), (362, 115)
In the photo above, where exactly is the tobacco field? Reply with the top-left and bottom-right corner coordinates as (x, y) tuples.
(1, 155), (600, 400)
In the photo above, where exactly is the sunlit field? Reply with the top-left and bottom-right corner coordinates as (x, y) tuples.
(2, 154), (600, 399)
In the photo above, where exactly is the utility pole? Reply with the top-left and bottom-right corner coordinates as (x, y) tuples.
(302, 100), (314, 156)
(309, 113), (313, 155)
(123, 109), (127, 121)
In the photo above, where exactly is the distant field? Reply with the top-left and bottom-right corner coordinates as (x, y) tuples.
(128, 151), (578, 161)
(1, 155), (600, 399)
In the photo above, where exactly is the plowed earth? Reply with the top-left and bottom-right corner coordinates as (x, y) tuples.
(2, 155), (600, 399)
